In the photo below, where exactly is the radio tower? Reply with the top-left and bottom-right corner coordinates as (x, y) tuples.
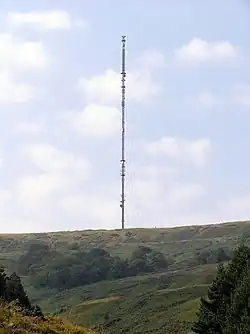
(120, 36), (126, 230)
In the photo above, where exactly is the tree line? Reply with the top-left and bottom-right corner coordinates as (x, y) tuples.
(0, 267), (43, 317)
(18, 243), (171, 290)
(16, 241), (234, 292)
(195, 247), (232, 265)
(193, 243), (250, 333)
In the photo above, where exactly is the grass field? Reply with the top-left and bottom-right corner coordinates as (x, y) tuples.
(0, 220), (250, 333)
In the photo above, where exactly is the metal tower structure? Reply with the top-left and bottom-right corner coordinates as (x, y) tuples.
(120, 36), (126, 229)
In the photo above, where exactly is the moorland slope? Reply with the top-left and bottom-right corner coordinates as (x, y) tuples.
(1, 220), (250, 333)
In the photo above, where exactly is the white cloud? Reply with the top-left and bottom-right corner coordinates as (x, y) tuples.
(145, 136), (211, 168)
(128, 71), (162, 103)
(126, 160), (208, 228)
(0, 33), (49, 71)
(16, 173), (65, 204)
(8, 10), (74, 31)
(78, 59), (162, 105)
(13, 120), (45, 135)
(0, 33), (49, 104)
(22, 142), (91, 176)
(0, 149), (209, 231)
(67, 103), (120, 137)
(78, 69), (120, 105)
(176, 37), (240, 63)
(73, 49), (164, 138)
(0, 71), (36, 103)
(6, 143), (93, 228)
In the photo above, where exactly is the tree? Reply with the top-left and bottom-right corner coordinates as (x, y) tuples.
(223, 270), (250, 333)
(0, 268), (44, 318)
(131, 246), (152, 261)
(130, 246), (169, 274)
(192, 244), (250, 333)
(146, 250), (168, 271)
(27, 245), (169, 290)
(192, 264), (226, 333)
(216, 248), (231, 263)
(195, 247), (231, 265)
(0, 266), (7, 299)
(6, 272), (31, 309)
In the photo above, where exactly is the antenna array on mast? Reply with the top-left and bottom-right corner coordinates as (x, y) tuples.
(120, 36), (126, 229)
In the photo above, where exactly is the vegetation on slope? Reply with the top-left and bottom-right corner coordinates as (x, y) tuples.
(1, 220), (250, 262)
(0, 268), (95, 333)
(33, 264), (218, 333)
(193, 243), (250, 333)
(0, 303), (95, 333)
(0, 267), (42, 317)
(1, 221), (250, 333)
(18, 244), (170, 290)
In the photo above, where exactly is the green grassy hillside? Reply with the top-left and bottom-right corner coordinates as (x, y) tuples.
(33, 264), (217, 333)
(1, 220), (250, 333)
(1, 221), (249, 266)
(0, 303), (95, 334)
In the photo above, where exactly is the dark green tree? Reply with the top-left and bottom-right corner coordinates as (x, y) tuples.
(0, 266), (7, 299)
(192, 264), (226, 333)
(193, 244), (250, 333)
(196, 247), (231, 265)
(6, 272), (31, 309)
(0, 268), (43, 318)
(223, 269), (250, 333)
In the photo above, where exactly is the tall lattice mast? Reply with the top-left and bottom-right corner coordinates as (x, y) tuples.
(120, 36), (126, 229)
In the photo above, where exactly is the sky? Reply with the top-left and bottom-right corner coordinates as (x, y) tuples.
(0, 0), (250, 233)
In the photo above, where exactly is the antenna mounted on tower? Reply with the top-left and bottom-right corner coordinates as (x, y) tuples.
(120, 36), (126, 229)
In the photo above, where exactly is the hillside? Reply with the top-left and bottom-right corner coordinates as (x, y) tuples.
(34, 264), (218, 333)
(0, 303), (95, 333)
(1, 220), (249, 265)
(1, 220), (250, 333)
